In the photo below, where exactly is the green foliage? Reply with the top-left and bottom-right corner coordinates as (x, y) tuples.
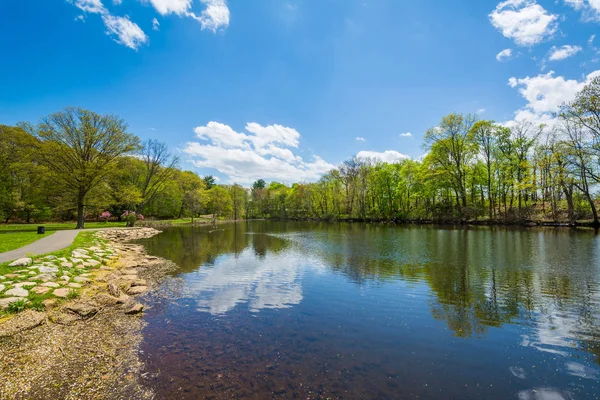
(66, 289), (80, 299)
(6, 299), (27, 314)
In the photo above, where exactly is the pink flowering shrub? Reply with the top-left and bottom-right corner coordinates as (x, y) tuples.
(100, 211), (111, 223)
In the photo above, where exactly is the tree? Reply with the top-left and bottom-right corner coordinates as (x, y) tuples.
(203, 175), (216, 190)
(425, 113), (477, 213)
(29, 107), (139, 228)
(129, 139), (179, 226)
(206, 186), (232, 222)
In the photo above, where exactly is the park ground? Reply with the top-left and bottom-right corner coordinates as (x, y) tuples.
(0, 217), (217, 254)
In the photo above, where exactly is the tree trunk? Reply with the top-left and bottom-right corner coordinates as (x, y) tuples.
(76, 194), (85, 229)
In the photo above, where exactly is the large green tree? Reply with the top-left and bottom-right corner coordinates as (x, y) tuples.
(30, 107), (139, 228)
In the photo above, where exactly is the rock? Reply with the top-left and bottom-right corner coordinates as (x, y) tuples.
(60, 275), (70, 281)
(8, 258), (32, 267)
(52, 288), (70, 298)
(60, 262), (73, 268)
(14, 269), (29, 273)
(65, 303), (98, 318)
(42, 298), (57, 310)
(107, 282), (121, 297)
(4, 274), (19, 279)
(0, 297), (22, 310)
(125, 303), (144, 315)
(57, 257), (68, 262)
(86, 259), (101, 266)
(79, 273), (92, 277)
(14, 282), (37, 288)
(122, 269), (138, 275)
(127, 286), (147, 295)
(73, 248), (89, 254)
(68, 283), (82, 288)
(0, 284), (4, 292)
(73, 276), (90, 283)
(5, 287), (29, 297)
(39, 266), (59, 273)
(31, 286), (50, 295)
(131, 279), (148, 287)
(33, 274), (57, 282)
(42, 282), (61, 288)
(72, 252), (91, 259)
(0, 311), (45, 338)
(0, 276), (5, 281)
(145, 256), (159, 260)
(71, 258), (83, 264)
(121, 275), (138, 281)
(44, 255), (57, 260)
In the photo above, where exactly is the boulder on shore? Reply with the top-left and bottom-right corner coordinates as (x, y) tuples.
(8, 258), (32, 267)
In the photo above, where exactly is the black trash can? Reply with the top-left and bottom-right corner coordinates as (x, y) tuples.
(37, 226), (45, 234)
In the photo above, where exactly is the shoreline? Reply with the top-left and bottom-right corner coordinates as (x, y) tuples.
(0, 228), (175, 399)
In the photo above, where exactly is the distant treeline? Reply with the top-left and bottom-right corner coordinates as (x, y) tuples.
(2, 76), (600, 227)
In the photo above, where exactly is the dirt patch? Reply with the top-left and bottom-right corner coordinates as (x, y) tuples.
(0, 228), (176, 400)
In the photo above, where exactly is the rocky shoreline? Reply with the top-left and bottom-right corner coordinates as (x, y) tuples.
(0, 228), (175, 399)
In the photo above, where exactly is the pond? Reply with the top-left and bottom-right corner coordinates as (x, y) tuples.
(135, 221), (600, 399)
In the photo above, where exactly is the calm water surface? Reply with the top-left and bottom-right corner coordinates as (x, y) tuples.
(135, 221), (600, 399)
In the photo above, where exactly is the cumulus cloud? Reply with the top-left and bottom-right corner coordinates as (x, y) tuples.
(489, 0), (558, 46)
(184, 122), (334, 184)
(152, 17), (160, 30)
(102, 15), (149, 49)
(355, 137), (366, 142)
(399, 132), (413, 138)
(356, 150), (410, 163)
(68, 0), (148, 50)
(564, 0), (600, 21)
(144, 0), (230, 31)
(496, 48), (513, 61)
(505, 70), (600, 127)
(548, 45), (582, 61)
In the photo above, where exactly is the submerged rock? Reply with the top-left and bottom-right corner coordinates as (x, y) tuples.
(125, 303), (144, 315)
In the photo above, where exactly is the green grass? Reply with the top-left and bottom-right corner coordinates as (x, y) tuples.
(0, 231), (56, 253)
(0, 221), (127, 233)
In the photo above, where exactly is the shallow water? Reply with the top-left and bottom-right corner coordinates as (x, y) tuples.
(135, 221), (600, 399)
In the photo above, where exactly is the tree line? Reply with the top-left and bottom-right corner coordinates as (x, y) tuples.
(1, 76), (600, 227)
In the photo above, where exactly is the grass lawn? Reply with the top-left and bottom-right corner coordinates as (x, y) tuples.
(0, 231), (56, 253)
(0, 221), (127, 233)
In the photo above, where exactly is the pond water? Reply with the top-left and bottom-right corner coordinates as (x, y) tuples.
(135, 221), (600, 399)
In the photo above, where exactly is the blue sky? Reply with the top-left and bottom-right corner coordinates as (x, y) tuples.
(1, 0), (600, 184)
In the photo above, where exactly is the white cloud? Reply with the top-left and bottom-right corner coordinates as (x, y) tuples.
(74, 14), (86, 22)
(71, 0), (106, 14)
(496, 48), (513, 61)
(152, 17), (160, 30)
(564, 0), (600, 21)
(356, 150), (410, 163)
(144, 0), (230, 31)
(489, 0), (558, 46)
(196, 0), (230, 32)
(477, 108), (487, 114)
(184, 122), (334, 184)
(548, 45), (582, 61)
(145, 0), (193, 15)
(399, 132), (413, 138)
(505, 70), (600, 127)
(355, 137), (366, 141)
(113, 0), (122, 4)
(102, 15), (148, 50)
(69, 0), (148, 50)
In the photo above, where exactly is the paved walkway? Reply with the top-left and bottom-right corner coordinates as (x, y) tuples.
(0, 228), (131, 263)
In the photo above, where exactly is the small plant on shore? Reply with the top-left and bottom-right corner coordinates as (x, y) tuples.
(29, 298), (45, 312)
(7, 300), (27, 314)
(66, 289), (80, 299)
